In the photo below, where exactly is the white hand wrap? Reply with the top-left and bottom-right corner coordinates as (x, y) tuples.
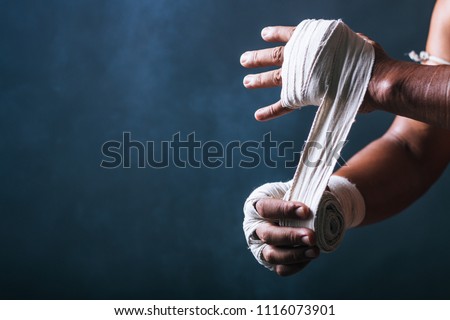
(280, 19), (374, 110)
(280, 19), (372, 251)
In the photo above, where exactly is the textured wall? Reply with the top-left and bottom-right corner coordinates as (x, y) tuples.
(1, 0), (449, 299)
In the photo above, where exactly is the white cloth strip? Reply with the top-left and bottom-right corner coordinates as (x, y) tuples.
(279, 19), (374, 252)
(408, 50), (450, 65)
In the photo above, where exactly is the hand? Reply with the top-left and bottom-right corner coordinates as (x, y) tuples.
(253, 197), (320, 276)
(240, 26), (394, 118)
(240, 26), (296, 121)
(243, 180), (320, 276)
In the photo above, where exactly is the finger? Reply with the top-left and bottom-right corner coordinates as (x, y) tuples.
(243, 69), (282, 89)
(262, 245), (320, 265)
(274, 262), (311, 277)
(261, 26), (296, 43)
(255, 222), (316, 246)
(254, 100), (294, 121)
(240, 46), (284, 68)
(255, 198), (310, 220)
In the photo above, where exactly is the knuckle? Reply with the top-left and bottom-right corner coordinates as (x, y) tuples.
(272, 69), (282, 86)
(271, 47), (283, 64)
(255, 74), (262, 86)
(286, 229), (304, 245)
(258, 229), (270, 243)
(288, 231), (300, 245)
(264, 247), (278, 264)
(252, 50), (259, 66)
(282, 201), (296, 216)
(268, 104), (276, 117)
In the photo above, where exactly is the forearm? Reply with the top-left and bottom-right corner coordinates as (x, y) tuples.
(367, 0), (450, 129)
(334, 119), (449, 225)
(369, 59), (450, 129)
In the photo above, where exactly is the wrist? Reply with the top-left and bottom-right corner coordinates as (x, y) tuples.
(365, 54), (399, 112)
(366, 52), (421, 114)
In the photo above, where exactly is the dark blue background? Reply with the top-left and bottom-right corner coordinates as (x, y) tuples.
(1, 0), (449, 299)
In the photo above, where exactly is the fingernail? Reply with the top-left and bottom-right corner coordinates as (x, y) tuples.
(243, 76), (253, 86)
(301, 235), (312, 246)
(295, 206), (306, 218)
(240, 52), (249, 65)
(301, 234), (316, 246)
(305, 248), (318, 258)
(261, 27), (271, 38)
(254, 109), (264, 121)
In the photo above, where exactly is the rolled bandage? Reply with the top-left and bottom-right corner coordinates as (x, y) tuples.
(281, 175), (366, 251)
(328, 175), (365, 229)
(243, 176), (365, 270)
(278, 19), (373, 251)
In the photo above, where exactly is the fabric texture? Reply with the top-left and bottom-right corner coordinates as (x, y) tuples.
(279, 19), (373, 251)
(328, 175), (365, 229)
